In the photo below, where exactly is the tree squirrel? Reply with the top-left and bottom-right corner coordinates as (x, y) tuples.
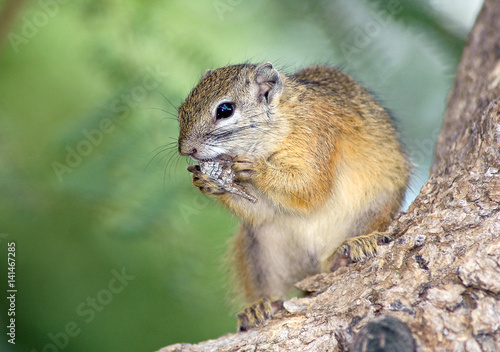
(177, 62), (410, 331)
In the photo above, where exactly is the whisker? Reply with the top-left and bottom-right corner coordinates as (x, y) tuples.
(209, 113), (281, 143)
(143, 107), (178, 119)
(144, 143), (177, 173)
(155, 89), (179, 112)
(149, 141), (177, 154)
(165, 149), (180, 174)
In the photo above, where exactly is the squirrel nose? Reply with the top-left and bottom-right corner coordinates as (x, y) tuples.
(178, 142), (197, 157)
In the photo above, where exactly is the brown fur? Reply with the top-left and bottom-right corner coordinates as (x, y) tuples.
(178, 62), (410, 304)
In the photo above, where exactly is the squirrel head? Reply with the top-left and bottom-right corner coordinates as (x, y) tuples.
(178, 62), (284, 161)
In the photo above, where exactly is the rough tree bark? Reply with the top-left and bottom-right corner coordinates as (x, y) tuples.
(159, 0), (500, 350)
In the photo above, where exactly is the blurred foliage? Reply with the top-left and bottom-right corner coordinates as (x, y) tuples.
(0, 0), (481, 351)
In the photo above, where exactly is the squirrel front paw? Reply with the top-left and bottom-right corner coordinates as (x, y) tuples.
(187, 165), (227, 196)
(237, 298), (283, 332)
(326, 232), (391, 271)
(232, 155), (258, 182)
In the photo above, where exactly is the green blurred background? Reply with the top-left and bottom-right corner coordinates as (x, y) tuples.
(0, 0), (483, 351)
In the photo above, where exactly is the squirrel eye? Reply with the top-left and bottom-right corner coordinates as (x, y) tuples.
(216, 102), (235, 119)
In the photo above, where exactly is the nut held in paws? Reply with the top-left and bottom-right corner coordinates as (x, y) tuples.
(199, 158), (257, 203)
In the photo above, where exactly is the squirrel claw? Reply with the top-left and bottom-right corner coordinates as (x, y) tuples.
(237, 298), (283, 332)
(328, 232), (391, 271)
(232, 156), (257, 182)
(188, 165), (227, 196)
(187, 165), (201, 173)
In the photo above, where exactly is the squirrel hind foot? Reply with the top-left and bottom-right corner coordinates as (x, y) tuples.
(327, 232), (392, 272)
(237, 298), (283, 332)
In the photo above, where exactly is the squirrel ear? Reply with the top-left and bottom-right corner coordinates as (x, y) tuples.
(202, 69), (213, 79)
(254, 62), (282, 104)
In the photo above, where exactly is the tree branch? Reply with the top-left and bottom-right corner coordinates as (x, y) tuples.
(432, 0), (500, 176)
